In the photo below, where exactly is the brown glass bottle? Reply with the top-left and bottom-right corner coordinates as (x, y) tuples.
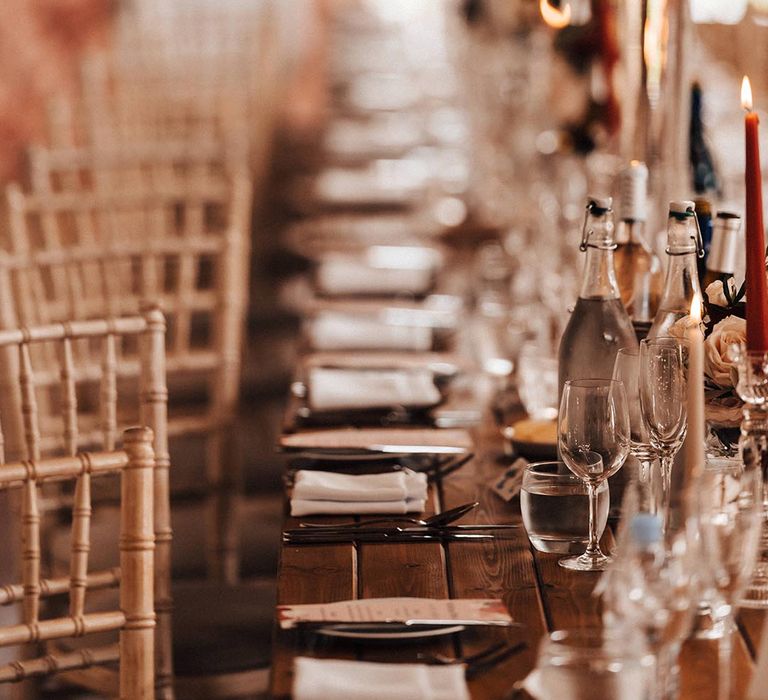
(613, 162), (663, 324)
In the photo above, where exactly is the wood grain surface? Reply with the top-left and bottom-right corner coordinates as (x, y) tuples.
(270, 349), (767, 699)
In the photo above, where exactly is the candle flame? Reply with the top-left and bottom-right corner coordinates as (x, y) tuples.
(540, 0), (571, 28)
(742, 75), (753, 111)
(690, 295), (702, 323)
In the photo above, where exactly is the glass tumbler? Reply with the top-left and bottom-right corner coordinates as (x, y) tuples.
(521, 461), (609, 554)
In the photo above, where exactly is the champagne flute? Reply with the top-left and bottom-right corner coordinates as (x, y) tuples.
(558, 379), (631, 571)
(639, 338), (688, 510)
(613, 347), (657, 489)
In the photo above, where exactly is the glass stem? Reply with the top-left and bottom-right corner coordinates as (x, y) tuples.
(660, 453), (673, 510)
(585, 482), (601, 558)
(655, 642), (681, 700)
(717, 616), (733, 700)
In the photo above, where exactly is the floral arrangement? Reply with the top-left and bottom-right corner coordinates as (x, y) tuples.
(670, 276), (746, 451)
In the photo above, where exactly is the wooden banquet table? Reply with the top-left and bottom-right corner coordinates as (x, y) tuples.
(269, 415), (768, 699)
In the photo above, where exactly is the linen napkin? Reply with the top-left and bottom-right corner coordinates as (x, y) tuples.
(308, 312), (432, 352)
(290, 468), (427, 517)
(316, 257), (433, 297)
(307, 367), (441, 412)
(293, 657), (470, 700)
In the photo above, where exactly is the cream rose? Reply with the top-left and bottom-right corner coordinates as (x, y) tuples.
(704, 315), (746, 388)
(705, 278), (737, 307)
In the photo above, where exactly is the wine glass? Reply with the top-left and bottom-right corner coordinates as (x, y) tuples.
(600, 477), (702, 700)
(558, 379), (631, 571)
(639, 338), (688, 509)
(613, 347), (658, 492)
(698, 462), (762, 700)
(535, 628), (653, 700)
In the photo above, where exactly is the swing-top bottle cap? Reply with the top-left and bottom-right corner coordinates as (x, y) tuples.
(669, 200), (696, 216)
(587, 195), (612, 212)
(629, 512), (663, 547)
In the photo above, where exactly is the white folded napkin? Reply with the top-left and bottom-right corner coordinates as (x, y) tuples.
(309, 312), (433, 352)
(316, 258), (433, 297)
(293, 469), (427, 502)
(290, 498), (427, 516)
(290, 468), (428, 517)
(293, 657), (470, 700)
(308, 367), (441, 412)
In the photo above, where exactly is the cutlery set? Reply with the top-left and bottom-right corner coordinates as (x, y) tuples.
(283, 500), (522, 544)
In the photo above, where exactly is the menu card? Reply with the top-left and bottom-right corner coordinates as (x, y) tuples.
(277, 597), (513, 630)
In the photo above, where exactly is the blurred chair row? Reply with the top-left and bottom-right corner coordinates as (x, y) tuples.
(0, 1), (297, 698)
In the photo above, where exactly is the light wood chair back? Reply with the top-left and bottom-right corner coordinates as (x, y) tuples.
(4, 149), (252, 584)
(0, 425), (155, 699)
(0, 310), (173, 698)
(44, 0), (281, 192)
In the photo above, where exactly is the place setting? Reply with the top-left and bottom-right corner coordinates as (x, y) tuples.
(272, 20), (768, 693)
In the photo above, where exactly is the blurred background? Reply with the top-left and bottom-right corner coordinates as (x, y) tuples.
(1, 0), (768, 696)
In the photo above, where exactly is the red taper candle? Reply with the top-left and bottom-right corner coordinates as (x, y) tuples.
(743, 76), (768, 352)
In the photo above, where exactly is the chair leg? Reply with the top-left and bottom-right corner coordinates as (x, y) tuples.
(205, 427), (241, 584)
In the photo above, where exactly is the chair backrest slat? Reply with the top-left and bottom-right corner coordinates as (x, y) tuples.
(68, 467), (91, 618)
(59, 337), (78, 456)
(21, 480), (41, 624)
(100, 332), (118, 451)
(19, 343), (41, 463)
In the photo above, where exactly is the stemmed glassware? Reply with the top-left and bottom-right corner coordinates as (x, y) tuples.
(535, 628), (653, 700)
(600, 477), (702, 700)
(558, 379), (631, 571)
(613, 347), (658, 493)
(639, 338), (688, 509)
(698, 462), (762, 700)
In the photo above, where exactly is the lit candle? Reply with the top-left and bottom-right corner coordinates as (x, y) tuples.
(539, 0), (571, 28)
(743, 76), (768, 351)
(685, 296), (705, 483)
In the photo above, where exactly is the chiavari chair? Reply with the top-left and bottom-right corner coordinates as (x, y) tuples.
(0, 310), (173, 699)
(7, 139), (278, 698)
(0, 420), (156, 699)
(3, 149), (252, 584)
(46, 0), (281, 189)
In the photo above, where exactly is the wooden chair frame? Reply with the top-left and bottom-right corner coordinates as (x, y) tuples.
(0, 310), (172, 698)
(0, 426), (155, 699)
(4, 147), (252, 587)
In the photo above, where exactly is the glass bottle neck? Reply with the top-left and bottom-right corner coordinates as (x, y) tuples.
(579, 247), (621, 299)
(658, 252), (702, 310)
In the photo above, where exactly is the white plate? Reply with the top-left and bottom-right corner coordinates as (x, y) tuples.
(315, 623), (465, 640)
(295, 450), (410, 463)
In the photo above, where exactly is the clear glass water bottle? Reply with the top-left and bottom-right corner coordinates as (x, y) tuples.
(558, 196), (639, 398)
(647, 201), (705, 339)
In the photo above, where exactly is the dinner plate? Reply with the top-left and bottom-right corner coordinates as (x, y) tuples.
(509, 418), (558, 459)
(293, 449), (410, 463)
(315, 623), (465, 640)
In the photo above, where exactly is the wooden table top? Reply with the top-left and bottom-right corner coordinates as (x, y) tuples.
(269, 415), (767, 699)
